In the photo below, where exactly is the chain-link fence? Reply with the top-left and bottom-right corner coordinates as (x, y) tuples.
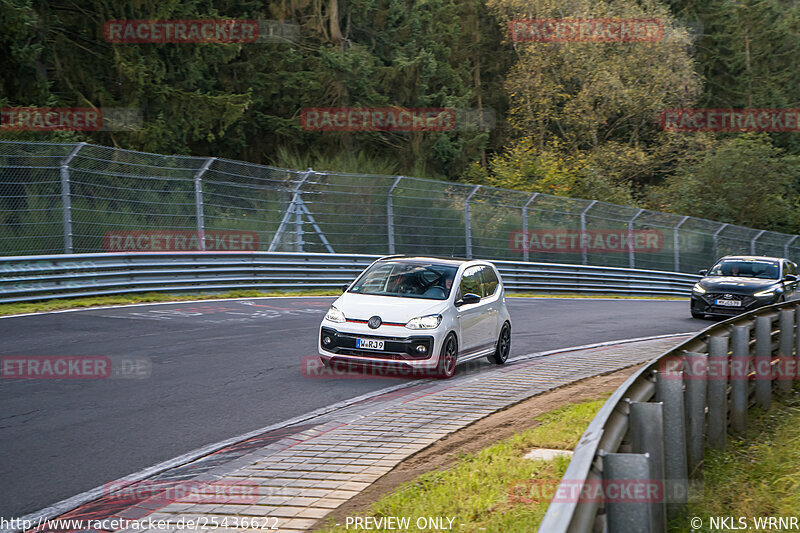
(1, 140), (798, 273)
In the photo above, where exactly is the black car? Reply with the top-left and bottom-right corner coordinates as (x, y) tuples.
(690, 256), (799, 319)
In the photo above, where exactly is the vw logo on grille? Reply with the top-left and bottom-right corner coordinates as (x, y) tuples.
(724, 294), (733, 299)
(368, 316), (382, 329)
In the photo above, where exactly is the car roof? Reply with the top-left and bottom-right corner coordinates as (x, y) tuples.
(377, 255), (477, 267)
(718, 255), (784, 262)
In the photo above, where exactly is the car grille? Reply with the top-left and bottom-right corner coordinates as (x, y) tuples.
(703, 293), (757, 309)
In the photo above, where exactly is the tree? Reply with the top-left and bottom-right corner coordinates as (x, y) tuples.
(652, 134), (800, 233)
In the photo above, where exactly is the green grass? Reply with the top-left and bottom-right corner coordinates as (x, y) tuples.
(0, 289), (340, 317)
(506, 292), (687, 300)
(317, 398), (609, 533)
(0, 290), (686, 318)
(671, 391), (800, 532)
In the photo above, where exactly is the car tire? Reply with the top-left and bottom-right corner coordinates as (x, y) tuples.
(489, 322), (511, 365)
(436, 333), (458, 379)
(691, 310), (704, 319)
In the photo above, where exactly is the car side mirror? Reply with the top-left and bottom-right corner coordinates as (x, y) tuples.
(342, 284), (350, 292)
(784, 274), (797, 282)
(698, 269), (708, 276)
(456, 293), (481, 306)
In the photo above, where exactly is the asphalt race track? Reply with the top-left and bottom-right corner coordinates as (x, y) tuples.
(0, 296), (704, 517)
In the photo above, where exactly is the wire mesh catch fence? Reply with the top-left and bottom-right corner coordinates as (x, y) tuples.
(1, 140), (799, 272)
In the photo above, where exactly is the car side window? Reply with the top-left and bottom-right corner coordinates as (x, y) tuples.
(481, 266), (499, 296)
(785, 262), (797, 276)
(460, 266), (484, 298)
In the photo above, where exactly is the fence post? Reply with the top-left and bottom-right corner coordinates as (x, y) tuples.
(59, 142), (85, 254)
(730, 325), (750, 434)
(628, 209), (644, 269)
(784, 235), (798, 259)
(707, 336), (729, 450)
(194, 157), (215, 251)
(754, 316), (772, 409)
(580, 200), (597, 266)
(712, 223), (729, 262)
(629, 402), (666, 532)
(603, 452), (655, 533)
(465, 185), (480, 259)
(751, 230), (766, 255)
(674, 216), (689, 272)
(656, 370), (688, 517)
(684, 351), (707, 477)
(778, 308), (794, 395)
(522, 193), (539, 262)
(387, 176), (403, 254)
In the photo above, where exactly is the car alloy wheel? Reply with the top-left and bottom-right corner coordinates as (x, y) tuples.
(436, 334), (458, 379)
(490, 322), (511, 364)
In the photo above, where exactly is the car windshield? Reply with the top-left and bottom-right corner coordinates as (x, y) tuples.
(349, 261), (458, 300)
(708, 260), (780, 279)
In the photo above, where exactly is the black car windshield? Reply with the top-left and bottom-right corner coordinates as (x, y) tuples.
(708, 260), (780, 279)
(349, 261), (458, 300)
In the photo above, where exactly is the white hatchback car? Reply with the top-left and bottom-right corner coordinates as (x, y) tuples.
(318, 256), (512, 378)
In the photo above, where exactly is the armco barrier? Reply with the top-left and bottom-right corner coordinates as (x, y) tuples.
(0, 252), (699, 303)
(538, 299), (800, 533)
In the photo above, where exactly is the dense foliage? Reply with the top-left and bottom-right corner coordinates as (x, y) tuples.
(1, 0), (799, 232)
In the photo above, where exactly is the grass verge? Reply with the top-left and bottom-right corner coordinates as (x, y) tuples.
(0, 289), (341, 317)
(672, 391), (800, 532)
(506, 292), (686, 300)
(316, 398), (608, 533)
(0, 290), (685, 317)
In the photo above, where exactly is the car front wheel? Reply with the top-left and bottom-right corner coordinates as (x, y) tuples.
(436, 333), (458, 379)
(489, 322), (511, 365)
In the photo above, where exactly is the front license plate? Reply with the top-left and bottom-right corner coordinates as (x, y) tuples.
(715, 299), (742, 307)
(356, 338), (385, 350)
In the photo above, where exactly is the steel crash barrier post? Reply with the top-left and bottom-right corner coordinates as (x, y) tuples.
(754, 316), (772, 409)
(655, 369), (688, 518)
(706, 336), (729, 450)
(684, 351), (707, 477)
(602, 452), (656, 533)
(778, 309), (795, 396)
(730, 325), (750, 434)
(629, 402), (666, 532)
(796, 304), (800, 368)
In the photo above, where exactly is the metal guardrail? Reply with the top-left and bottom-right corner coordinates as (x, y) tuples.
(539, 299), (800, 533)
(0, 252), (700, 304)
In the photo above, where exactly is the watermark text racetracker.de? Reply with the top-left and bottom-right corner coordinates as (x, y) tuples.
(509, 18), (663, 42)
(1, 356), (151, 379)
(1, 107), (141, 131)
(660, 108), (800, 132)
(509, 229), (664, 254)
(104, 230), (259, 252)
(300, 107), (496, 132)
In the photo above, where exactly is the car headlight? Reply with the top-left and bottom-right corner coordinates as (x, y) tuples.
(754, 289), (776, 298)
(692, 283), (706, 294)
(324, 306), (346, 323)
(405, 314), (442, 330)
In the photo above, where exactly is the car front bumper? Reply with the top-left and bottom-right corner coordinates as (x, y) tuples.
(318, 325), (441, 369)
(691, 292), (778, 317)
